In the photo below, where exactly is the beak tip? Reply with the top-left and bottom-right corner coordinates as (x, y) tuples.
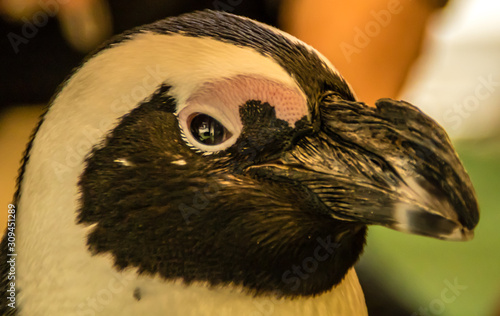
(447, 226), (475, 241)
(390, 202), (477, 241)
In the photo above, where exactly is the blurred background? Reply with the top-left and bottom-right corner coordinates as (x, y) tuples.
(1, 0), (499, 315)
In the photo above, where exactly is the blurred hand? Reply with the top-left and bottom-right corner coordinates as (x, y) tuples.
(280, 0), (448, 105)
(0, 0), (112, 52)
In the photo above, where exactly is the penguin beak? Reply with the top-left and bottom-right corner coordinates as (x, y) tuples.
(248, 98), (479, 241)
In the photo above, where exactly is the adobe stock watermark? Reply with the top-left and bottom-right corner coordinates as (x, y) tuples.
(74, 273), (136, 316)
(213, 0), (243, 12)
(178, 133), (286, 224)
(411, 278), (468, 316)
(5, 204), (17, 310)
(340, 0), (404, 63)
(248, 235), (341, 316)
(281, 235), (340, 292)
(7, 0), (70, 54)
(50, 64), (168, 182)
(178, 175), (225, 224)
(443, 74), (500, 130)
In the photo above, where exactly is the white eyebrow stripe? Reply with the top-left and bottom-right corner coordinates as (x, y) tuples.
(235, 14), (341, 76)
(43, 32), (308, 160)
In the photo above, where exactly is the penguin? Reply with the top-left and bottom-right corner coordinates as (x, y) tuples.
(1, 10), (479, 316)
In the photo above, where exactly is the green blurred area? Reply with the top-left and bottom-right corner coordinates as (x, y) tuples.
(362, 139), (500, 316)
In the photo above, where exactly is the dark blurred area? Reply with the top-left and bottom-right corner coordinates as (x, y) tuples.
(0, 0), (280, 107)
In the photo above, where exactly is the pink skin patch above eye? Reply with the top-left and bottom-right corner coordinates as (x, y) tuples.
(184, 75), (309, 129)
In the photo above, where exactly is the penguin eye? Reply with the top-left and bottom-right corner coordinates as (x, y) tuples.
(188, 113), (232, 146)
(178, 103), (242, 153)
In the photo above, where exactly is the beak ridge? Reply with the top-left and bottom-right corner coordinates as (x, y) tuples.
(248, 97), (479, 241)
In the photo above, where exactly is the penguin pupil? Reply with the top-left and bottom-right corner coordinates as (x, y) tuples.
(190, 114), (228, 145)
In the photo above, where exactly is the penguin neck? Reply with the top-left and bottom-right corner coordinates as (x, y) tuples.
(132, 268), (368, 316)
(19, 264), (367, 316)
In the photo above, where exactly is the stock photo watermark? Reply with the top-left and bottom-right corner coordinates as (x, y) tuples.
(213, 0), (244, 12)
(340, 0), (404, 63)
(443, 74), (500, 130)
(74, 273), (136, 316)
(179, 176), (224, 224)
(178, 134), (285, 224)
(5, 204), (17, 310)
(282, 235), (340, 291)
(50, 64), (168, 182)
(247, 235), (341, 316)
(6, 0), (70, 53)
(411, 278), (468, 316)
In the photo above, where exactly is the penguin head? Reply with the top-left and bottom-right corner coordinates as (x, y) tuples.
(18, 10), (479, 301)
